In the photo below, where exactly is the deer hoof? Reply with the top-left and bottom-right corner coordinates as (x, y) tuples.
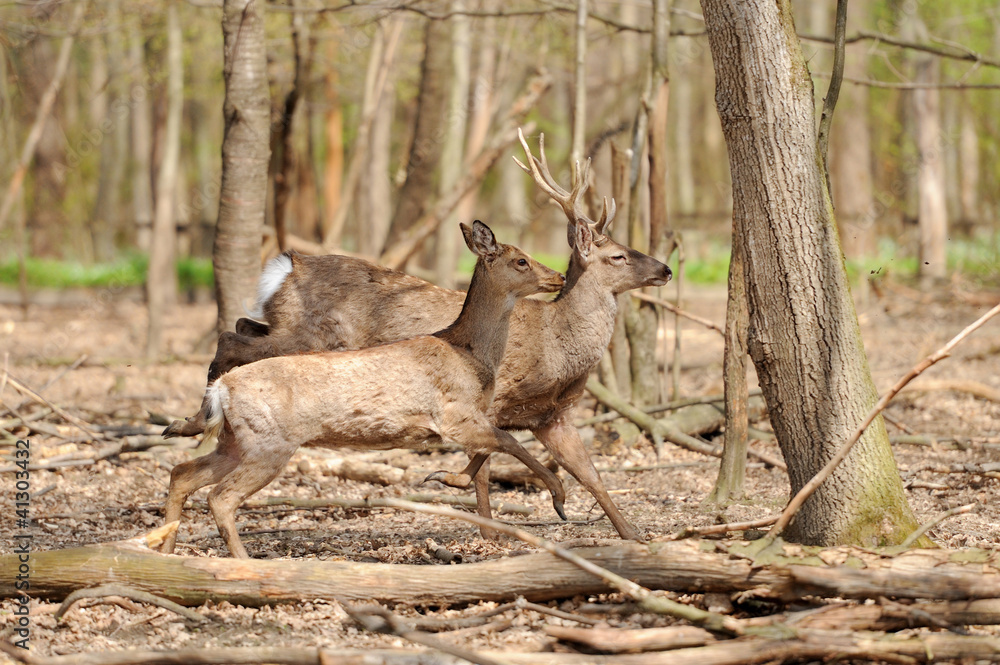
(553, 498), (567, 521)
(162, 417), (202, 439)
(423, 470), (473, 489)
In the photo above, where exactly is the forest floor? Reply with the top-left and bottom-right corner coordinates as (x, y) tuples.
(1, 279), (999, 658)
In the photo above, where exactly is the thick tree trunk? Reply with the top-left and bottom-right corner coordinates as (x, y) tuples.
(382, 18), (452, 258)
(146, 1), (183, 359)
(212, 0), (271, 334)
(699, 0), (921, 546)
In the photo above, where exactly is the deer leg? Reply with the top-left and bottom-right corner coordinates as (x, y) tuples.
(423, 453), (489, 488)
(206, 441), (291, 559)
(163, 394), (211, 438)
(493, 429), (566, 521)
(160, 448), (239, 554)
(472, 456), (500, 540)
(535, 416), (643, 541)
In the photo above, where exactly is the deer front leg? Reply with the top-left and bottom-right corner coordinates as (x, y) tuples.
(535, 415), (643, 541)
(492, 429), (566, 521)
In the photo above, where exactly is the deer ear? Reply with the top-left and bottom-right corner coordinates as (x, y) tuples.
(462, 220), (499, 259)
(568, 220), (593, 260)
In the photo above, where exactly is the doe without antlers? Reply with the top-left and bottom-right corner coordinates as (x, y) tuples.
(160, 222), (564, 558)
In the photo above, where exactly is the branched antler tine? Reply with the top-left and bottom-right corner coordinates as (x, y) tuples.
(594, 196), (617, 234)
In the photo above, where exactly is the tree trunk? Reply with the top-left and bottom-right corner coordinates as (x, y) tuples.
(435, 0), (471, 289)
(699, 0), (921, 546)
(90, 2), (127, 263)
(129, 21), (155, 253)
(212, 0), (271, 334)
(146, 0), (183, 359)
(827, 2), (876, 259)
(906, 14), (948, 286)
(705, 235), (748, 505)
(322, 40), (344, 247)
(625, 0), (672, 408)
(271, 0), (310, 253)
(382, 18), (452, 259)
(958, 100), (980, 227)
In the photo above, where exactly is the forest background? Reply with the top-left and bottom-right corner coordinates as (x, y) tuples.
(2, 0), (997, 324)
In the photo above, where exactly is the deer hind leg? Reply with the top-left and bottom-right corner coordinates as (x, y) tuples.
(535, 417), (643, 541)
(471, 455), (500, 540)
(206, 439), (294, 559)
(160, 448), (239, 554)
(423, 453), (490, 489)
(492, 428), (567, 521)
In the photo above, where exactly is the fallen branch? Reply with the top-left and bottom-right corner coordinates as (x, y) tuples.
(378, 498), (744, 635)
(903, 378), (1000, 403)
(900, 504), (974, 548)
(587, 378), (785, 470)
(54, 584), (206, 624)
(0, 372), (101, 438)
(545, 624), (715, 653)
(343, 601), (505, 665)
(770, 302), (1000, 539)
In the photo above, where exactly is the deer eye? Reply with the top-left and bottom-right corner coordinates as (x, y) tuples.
(517, 258), (528, 266)
(611, 254), (627, 263)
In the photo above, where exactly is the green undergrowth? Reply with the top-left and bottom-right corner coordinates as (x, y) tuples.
(0, 255), (215, 291)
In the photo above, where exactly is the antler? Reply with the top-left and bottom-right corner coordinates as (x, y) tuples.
(512, 128), (616, 235)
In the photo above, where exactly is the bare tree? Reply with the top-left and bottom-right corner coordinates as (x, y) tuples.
(147, 1), (184, 358)
(700, 0), (922, 546)
(129, 17), (155, 253)
(435, 0), (471, 289)
(213, 0), (271, 334)
(382, 18), (453, 258)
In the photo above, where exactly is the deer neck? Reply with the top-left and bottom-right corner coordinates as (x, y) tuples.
(436, 261), (516, 374)
(551, 261), (618, 372)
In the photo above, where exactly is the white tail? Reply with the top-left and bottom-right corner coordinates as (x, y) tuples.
(159, 222), (566, 558)
(246, 252), (294, 319)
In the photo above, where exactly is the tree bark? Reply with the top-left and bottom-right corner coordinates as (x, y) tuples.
(11, 538), (1000, 608)
(146, 0), (183, 359)
(699, 0), (921, 546)
(914, 61), (947, 285)
(435, 0), (471, 289)
(957, 100), (980, 227)
(212, 0), (271, 334)
(705, 235), (749, 505)
(89, 0), (127, 263)
(271, 0), (311, 253)
(129, 20), (155, 253)
(828, 2), (876, 258)
(382, 18), (452, 258)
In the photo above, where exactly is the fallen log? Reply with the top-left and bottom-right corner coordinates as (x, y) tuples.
(9, 533), (1000, 608)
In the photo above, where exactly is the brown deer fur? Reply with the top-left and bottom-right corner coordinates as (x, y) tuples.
(165, 134), (672, 542)
(160, 222), (565, 558)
